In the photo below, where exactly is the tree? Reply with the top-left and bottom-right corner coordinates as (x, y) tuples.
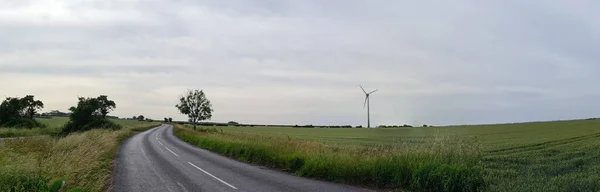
(97, 95), (116, 118)
(21, 95), (44, 119)
(164, 117), (169, 123)
(137, 115), (145, 121)
(0, 96), (45, 128)
(168, 117), (172, 122)
(0, 97), (25, 121)
(176, 89), (213, 130)
(132, 116), (136, 120)
(62, 96), (120, 134)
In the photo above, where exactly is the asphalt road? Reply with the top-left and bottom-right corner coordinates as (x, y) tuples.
(113, 124), (370, 192)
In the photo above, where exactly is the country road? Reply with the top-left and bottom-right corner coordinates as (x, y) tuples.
(113, 124), (370, 192)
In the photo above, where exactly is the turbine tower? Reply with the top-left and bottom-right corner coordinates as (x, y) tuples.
(359, 85), (378, 128)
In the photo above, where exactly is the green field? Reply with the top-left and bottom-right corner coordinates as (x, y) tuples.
(184, 119), (600, 191)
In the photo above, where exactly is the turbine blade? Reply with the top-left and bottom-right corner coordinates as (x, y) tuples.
(359, 85), (367, 94)
(363, 96), (368, 108)
(368, 89), (378, 94)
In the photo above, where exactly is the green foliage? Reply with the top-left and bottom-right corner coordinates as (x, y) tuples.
(0, 95), (45, 128)
(96, 95), (115, 118)
(61, 96), (121, 134)
(175, 89), (213, 129)
(0, 171), (83, 192)
(136, 115), (145, 121)
(0, 172), (48, 192)
(49, 180), (65, 192)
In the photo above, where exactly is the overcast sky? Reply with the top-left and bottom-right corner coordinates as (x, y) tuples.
(1, 0), (599, 126)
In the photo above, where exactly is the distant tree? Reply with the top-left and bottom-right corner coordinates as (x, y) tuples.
(137, 115), (145, 121)
(20, 95), (44, 119)
(97, 95), (116, 118)
(164, 118), (169, 123)
(423, 124), (428, 127)
(132, 116), (136, 120)
(168, 117), (172, 122)
(62, 96), (120, 134)
(228, 121), (239, 125)
(0, 96), (45, 128)
(0, 97), (25, 120)
(176, 89), (213, 130)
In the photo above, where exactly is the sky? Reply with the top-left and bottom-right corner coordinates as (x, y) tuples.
(1, 0), (600, 126)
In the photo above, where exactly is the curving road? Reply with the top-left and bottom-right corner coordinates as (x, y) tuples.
(113, 124), (370, 192)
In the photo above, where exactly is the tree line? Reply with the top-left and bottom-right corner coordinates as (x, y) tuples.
(0, 94), (122, 135)
(0, 95), (45, 128)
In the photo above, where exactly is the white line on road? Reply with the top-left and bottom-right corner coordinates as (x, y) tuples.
(187, 162), (238, 190)
(165, 147), (179, 157)
(158, 140), (164, 146)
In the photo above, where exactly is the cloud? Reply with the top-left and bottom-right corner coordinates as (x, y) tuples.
(1, 0), (600, 126)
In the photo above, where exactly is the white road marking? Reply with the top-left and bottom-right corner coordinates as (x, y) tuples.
(187, 162), (238, 190)
(158, 140), (164, 146)
(165, 147), (179, 157)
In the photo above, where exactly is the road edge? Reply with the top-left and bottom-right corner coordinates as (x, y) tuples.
(104, 124), (163, 192)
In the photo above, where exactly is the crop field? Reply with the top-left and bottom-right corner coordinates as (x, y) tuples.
(180, 119), (600, 191)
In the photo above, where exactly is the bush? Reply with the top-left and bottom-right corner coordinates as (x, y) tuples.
(63, 118), (121, 134)
(0, 96), (45, 128)
(60, 96), (121, 135)
(0, 117), (45, 128)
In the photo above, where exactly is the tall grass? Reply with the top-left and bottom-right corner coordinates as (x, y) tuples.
(0, 122), (160, 191)
(174, 126), (486, 191)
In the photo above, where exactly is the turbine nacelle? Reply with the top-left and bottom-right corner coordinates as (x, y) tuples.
(359, 85), (377, 108)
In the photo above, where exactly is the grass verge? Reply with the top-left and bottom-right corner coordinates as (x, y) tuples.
(0, 122), (160, 192)
(173, 125), (486, 191)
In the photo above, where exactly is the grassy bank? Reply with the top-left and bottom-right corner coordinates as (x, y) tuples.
(188, 119), (600, 191)
(174, 125), (486, 191)
(0, 121), (160, 192)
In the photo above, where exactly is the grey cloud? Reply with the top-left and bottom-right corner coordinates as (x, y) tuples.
(1, 0), (600, 125)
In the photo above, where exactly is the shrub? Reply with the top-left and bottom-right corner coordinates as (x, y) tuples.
(63, 118), (121, 134)
(60, 96), (121, 134)
(0, 96), (45, 128)
(0, 117), (45, 128)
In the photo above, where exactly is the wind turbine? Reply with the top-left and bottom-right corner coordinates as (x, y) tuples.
(359, 85), (378, 128)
